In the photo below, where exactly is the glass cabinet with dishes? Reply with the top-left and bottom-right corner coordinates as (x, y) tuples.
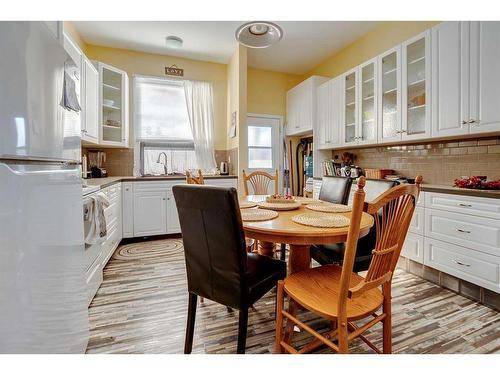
(378, 46), (401, 143)
(358, 58), (377, 144)
(402, 30), (431, 140)
(96, 62), (129, 147)
(343, 68), (357, 144)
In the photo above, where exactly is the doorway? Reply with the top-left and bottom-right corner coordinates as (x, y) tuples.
(246, 113), (283, 194)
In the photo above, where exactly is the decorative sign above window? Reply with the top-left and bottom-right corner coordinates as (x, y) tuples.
(165, 64), (184, 77)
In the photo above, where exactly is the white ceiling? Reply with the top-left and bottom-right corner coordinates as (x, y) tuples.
(73, 21), (380, 74)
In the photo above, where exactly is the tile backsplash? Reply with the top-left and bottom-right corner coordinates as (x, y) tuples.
(83, 147), (240, 177)
(335, 136), (500, 185)
(83, 147), (134, 176)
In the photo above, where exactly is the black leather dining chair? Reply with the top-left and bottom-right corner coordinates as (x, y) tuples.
(172, 184), (286, 354)
(311, 178), (397, 272)
(318, 176), (353, 204)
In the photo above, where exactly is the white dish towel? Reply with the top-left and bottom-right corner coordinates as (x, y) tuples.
(84, 192), (110, 245)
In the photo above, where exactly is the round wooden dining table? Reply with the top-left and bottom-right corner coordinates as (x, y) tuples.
(241, 195), (374, 274)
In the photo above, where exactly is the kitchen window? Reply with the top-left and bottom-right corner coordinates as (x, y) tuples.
(134, 76), (196, 175)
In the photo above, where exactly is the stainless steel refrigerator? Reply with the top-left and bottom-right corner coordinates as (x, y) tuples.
(0, 21), (89, 353)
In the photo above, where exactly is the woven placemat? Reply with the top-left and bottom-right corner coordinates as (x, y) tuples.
(239, 201), (257, 209)
(241, 208), (279, 222)
(293, 196), (322, 205)
(258, 201), (301, 211)
(306, 203), (351, 213)
(292, 213), (350, 228)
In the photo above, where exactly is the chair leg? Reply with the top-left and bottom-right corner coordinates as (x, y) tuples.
(337, 318), (349, 354)
(184, 292), (197, 354)
(382, 282), (392, 354)
(282, 298), (298, 347)
(280, 243), (286, 261)
(237, 309), (249, 354)
(274, 280), (285, 353)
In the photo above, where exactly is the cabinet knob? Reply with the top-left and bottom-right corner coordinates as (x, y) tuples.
(162, 198), (166, 201)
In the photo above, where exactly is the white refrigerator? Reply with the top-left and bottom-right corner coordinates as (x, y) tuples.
(0, 22), (89, 353)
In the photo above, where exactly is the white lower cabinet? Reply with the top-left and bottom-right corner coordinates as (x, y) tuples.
(133, 189), (168, 237)
(425, 207), (500, 257)
(166, 189), (180, 234)
(122, 183), (134, 238)
(401, 233), (424, 264)
(424, 237), (500, 293)
(124, 178), (237, 238)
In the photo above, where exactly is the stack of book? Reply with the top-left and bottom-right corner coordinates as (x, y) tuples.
(322, 160), (340, 177)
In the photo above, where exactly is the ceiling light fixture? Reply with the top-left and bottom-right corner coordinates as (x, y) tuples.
(235, 21), (283, 49)
(165, 36), (183, 49)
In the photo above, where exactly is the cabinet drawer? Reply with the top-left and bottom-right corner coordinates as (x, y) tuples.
(401, 233), (424, 263)
(424, 237), (500, 293)
(425, 192), (500, 220)
(425, 208), (500, 257)
(408, 206), (424, 235)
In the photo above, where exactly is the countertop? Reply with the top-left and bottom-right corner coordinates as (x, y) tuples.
(84, 175), (238, 190)
(313, 177), (500, 199)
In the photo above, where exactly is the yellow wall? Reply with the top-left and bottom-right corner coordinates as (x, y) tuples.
(303, 21), (440, 79)
(85, 45), (228, 150)
(247, 68), (302, 117)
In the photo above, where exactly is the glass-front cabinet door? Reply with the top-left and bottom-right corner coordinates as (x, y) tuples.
(343, 69), (357, 144)
(358, 59), (377, 144)
(402, 30), (431, 140)
(98, 62), (129, 146)
(378, 46), (401, 143)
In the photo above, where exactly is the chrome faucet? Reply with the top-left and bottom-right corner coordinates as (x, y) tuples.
(156, 152), (168, 175)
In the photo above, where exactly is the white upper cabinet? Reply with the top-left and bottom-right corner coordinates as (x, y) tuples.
(402, 30), (432, 141)
(378, 46), (402, 143)
(286, 76), (328, 136)
(342, 68), (358, 145)
(432, 21), (500, 137)
(316, 81), (330, 148)
(469, 21), (500, 134)
(317, 77), (343, 149)
(431, 22), (470, 137)
(82, 57), (99, 143)
(358, 58), (378, 145)
(96, 62), (129, 147)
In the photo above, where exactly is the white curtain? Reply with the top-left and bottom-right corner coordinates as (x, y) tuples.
(183, 80), (217, 171)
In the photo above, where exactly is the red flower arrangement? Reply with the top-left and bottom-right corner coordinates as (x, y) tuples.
(454, 176), (500, 190)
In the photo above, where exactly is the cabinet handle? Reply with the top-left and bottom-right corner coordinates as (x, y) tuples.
(453, 259), (471, 267)
(456, 228), (471, 234)
(401, 130), (407, 133)
(458, 203), (472, 208)
(467, 119), (476, 124)
(461, 120), (468, 125)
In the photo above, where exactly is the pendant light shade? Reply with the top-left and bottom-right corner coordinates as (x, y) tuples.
(235, 21), (283, 48)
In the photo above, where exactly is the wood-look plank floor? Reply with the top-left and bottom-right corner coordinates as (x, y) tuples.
(86, 237), (500, 354)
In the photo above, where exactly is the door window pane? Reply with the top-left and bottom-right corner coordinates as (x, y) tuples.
(248, 126), (272, 147)
(248, 148), (272, 169)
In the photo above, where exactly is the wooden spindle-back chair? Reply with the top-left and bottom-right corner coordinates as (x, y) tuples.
(242, 169), (279, 196)
(242, 169), (286, 260)
(186, 170), (204, 185)
(275, 175), (422, 354)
